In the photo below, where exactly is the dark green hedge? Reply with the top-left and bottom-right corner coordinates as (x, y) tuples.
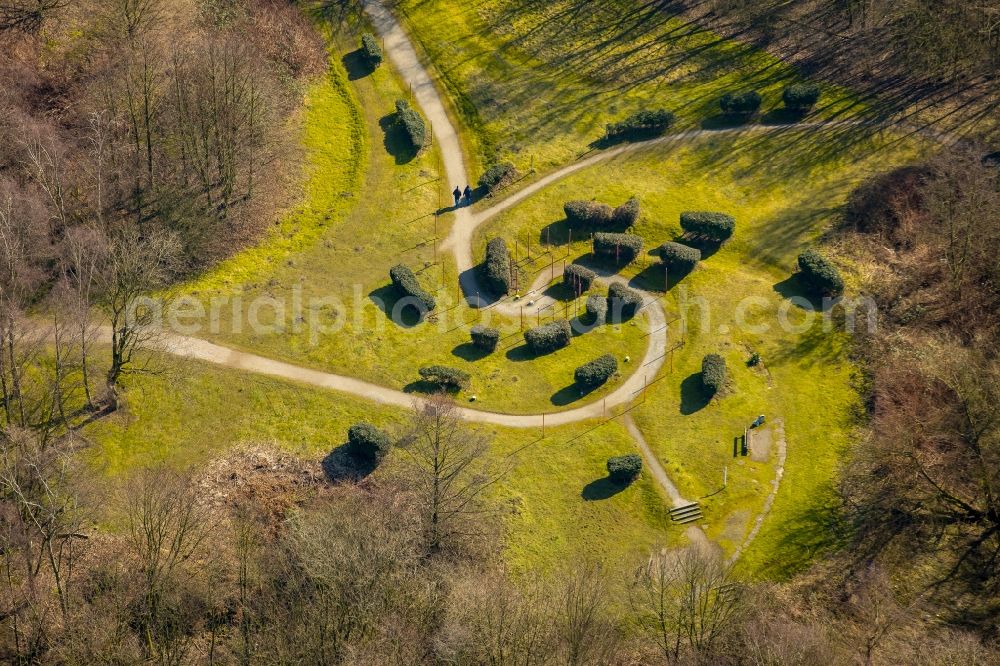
(658, 241), (701, 270)
(395, 99), (427, 149)
(478, 162), (518, 193)
(607, 282), (643, 320)
(481, 237), (512, 296)
(585, 294), (608, 323)
(564, 197), (640, 229)
(361, 33), (382, 68)
(607, 454), (642, 484)
(524, 319), (572, 354)
(470, 324), (500, 352)
(389, 264), (436, 313)
(604, 109), (675, 140)
(418, 365), (470, 390)
(593, 232), (643, 263)
(564, 263), (597, 293)
(612, 197), (640, 227)
(720, 90), (761, 120)
(347, 422), (391, 461)
(797, 249), (844, 296)
(679, 211), (735, 242)
(783, 83), (820, 112)
(574, 353), (618, 388)
(701, 353), (726, 394)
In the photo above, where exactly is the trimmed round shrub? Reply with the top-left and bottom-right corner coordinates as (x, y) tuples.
(611, 197), (640, 227)
(478, 162), (518, 193)
(574, 353), (618, 388)
(564, 199), (614, 226)
(797, 249), (844, 297)
(593, 232), (643, 263)
(585, 294), (607, 323)
(389, 264), (436, 313)
(418, 365), (470, 391)
(470, 324), (500, 352)
(481, 237), (512, 296)
(679, 211), (735, 242)
(783, 83), (820, 113)
(395, 99), (427, 149)
(720, 90), (761, 121)
(658, 241), (701, 271)
(347, 422), (391, 461)
(604, 109), (675, 140)
(701, 353), (726, 394)
(361, 32), (383, 68)
(607, 454), (642, 485)
(524, 319), (572, 354)
(607, 282), (643, 320)
(563, 263), (597, 293)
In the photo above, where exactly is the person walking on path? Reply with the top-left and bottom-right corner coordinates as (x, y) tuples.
(463, 185), (473, 204)
(453, 186), (462, 206)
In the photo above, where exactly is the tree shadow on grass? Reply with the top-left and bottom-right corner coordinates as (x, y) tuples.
(699, 114), (753, 130)
(368, 285), (422, 328)
(342, 49), (375, 81)
(379, 113), (418, 165)
(550, 381), (598, 407)
(539, 219), (572, 247)
(680, 373), (712, 415)
(630, 261), (694, 292)
(322, 443), (377, 483)
(676, 234), (724, 260)
(582, 475), (628, 501)
(772, 276), (823, 311)
(761, 107), (808, 125)
(403, 380), (460, 395)
(505, 343), (537, 362)
(451, 342), (491, 362)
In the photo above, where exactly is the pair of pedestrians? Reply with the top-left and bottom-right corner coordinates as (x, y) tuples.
(452, 185), (473, 206)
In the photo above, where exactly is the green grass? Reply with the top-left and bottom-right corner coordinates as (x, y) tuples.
(397, 0), (868, 176)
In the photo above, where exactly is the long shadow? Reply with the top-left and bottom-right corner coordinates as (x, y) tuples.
(451, 342), (491, 362)
(761, 107), (809, 125)
(550, 381), (599, 407)
(539, 219), (573, 247)
(582, 475), (628, 501)
(368, 285), (422, 328)
(676, 234), (723, 259)
(403, 379), (460, 395)
(504, 343), (537, 362)
(322, 443), (377, 483)
(700, 114), (754, 130)
(772, 276), (823, 311)
(459, 267), (502, 307)
(342, 49), (375, 81)
(379, 113), (418, 165)
(629, 261), (694, 292)
(680, 373), (712, 415)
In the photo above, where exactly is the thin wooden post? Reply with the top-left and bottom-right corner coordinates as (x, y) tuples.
(520, 306), (524, 330)
(723, 465), (728, 487)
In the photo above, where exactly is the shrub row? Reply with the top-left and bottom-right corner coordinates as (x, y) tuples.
(701, 353), (726, 394)
(347, 422), (391, 462)
(593, 232), (643, 263)
(783, 83), (820, 112)
(607, 454), (642, 484)
(604, 109), (675, 140)
(658, 241), (701, 271)
(389, 264), (436, 313)
(585, 294), (607, 323)
(395, 99), (427, 150)
(797, 249), (844, 296)
(361, 32), (382, 68)
(607, 282), (643, 319)
(574, 353), (618, 388)
(564, 197), (640, 228)
(470, 324), (500, 352)
(419, 365), (470, 390)
(481, 237), (512, 296)
(563, 263), (597, 293)
(478, 162), (518, 193)
(524, 319), (572, 354)
(679, 211), (735, 242)
(720, 90), (761, 120)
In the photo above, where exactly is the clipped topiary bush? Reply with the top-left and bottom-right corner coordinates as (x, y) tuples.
(593, 232), (643, 263)
(607, 282), (643, 320)
(797, 249), (844, 296)
(524, 319), (572, 354)
(470, 324), (500, 352)
(574, 353), (618, 388)
(658, 241), (701, 271)
(701, 353), (726, 394)
(389, 264), (436, 313)
(478, 162), (518, 194)
(720, 90), (762, 121)
(585, 294), (608, 323)
(679, 211), (735, 242)
(612, 197), (640, 227)
(563, 263), (597, 294)
(604, 109), (675, 140)
(361, 32), (382, 68)
(564, 199), (614, 227)
(395, 99), (427, 150)
(607, 454), (642, 484)
(783, 83), (820, 113)
(347, 422), (391, 462)
(481, 237), (512, 296)
(418, 365), (470, 391)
